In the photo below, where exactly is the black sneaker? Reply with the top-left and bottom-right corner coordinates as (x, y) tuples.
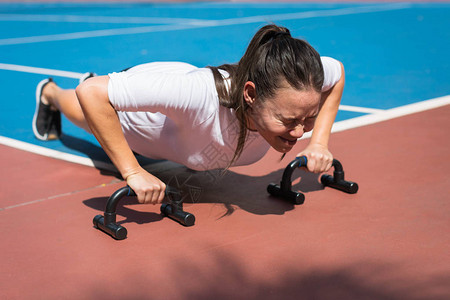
(32, 78), (61, 141)
(48, 109), (62, 140)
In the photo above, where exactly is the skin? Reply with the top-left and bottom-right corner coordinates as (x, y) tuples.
(244, 81), (321, 153)
(302, 61), (345, 173)
(244, 61), (345, 173)
(42, 62), (345, 204)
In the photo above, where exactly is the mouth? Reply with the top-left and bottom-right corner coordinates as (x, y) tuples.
(279, 136), (297, 146)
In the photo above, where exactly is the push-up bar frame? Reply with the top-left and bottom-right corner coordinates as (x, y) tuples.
(93, 156), (358, 240)
(267, 156), (358, 204)
(93, 185), (195, 240)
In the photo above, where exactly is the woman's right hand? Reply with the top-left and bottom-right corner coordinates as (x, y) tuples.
(124, 167), (166, 204)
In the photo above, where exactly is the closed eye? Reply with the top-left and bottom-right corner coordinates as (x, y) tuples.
(282, 119), (298, 127)
(304, 116), (317, 131)
(305, 116), (316, 124)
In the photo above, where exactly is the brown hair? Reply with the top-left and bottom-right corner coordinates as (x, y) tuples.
(208, 24), (324, 168)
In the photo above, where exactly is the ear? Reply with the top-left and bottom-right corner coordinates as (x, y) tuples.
(243, 81), (256, 107)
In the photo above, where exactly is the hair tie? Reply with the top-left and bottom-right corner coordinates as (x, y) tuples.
(274, 31), (290, 39)
(260, 28), (291, 45)
(267, 31), (291, 43)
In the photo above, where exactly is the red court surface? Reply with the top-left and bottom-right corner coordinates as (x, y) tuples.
(1, 105), (449, 300)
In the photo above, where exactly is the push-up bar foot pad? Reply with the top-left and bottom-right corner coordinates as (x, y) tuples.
(321, 159), (359, 194)
(93, 186), (134, 240)
(161, 203), (195, 227)
(267, 183), (305, 205)
(160, 186), (195, 227)
(93, 214), (127, 240)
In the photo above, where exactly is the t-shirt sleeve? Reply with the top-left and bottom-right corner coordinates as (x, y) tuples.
(108, 67), (215, 125)
(321, 56), (342, 92)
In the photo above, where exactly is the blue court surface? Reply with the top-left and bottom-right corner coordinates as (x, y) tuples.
(0, 1), (449, 166)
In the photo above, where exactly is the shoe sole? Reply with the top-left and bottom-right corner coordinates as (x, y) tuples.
(32, 78), (53, 141)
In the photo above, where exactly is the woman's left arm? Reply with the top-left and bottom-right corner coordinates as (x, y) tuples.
(298, 61), (345, 173)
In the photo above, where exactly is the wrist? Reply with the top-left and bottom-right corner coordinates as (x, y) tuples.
(308, 141), (328, 149)
(121, 165), (143, 181)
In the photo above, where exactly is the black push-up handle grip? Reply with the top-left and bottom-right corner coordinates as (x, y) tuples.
(321, 159), (359, 194)
(267, 156), (308, 204)
(267, 156), (358, 204)
(93, 186), (195, 240)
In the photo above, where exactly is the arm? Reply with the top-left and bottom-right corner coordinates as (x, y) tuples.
(76, 76), (166, 204)
(298, 61), (345, 173)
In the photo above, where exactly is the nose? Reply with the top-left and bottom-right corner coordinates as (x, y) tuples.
(289, 124), (304, 139)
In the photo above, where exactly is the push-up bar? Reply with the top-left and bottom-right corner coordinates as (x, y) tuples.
(267, 156), (358, 204)
(93, 156), (357, 239)
(93, 185), (195, 240)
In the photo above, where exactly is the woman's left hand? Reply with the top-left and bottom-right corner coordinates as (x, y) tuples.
(297, 143), (333, 173)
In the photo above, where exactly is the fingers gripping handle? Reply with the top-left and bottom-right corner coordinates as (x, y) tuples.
(93, 186), (195, 240)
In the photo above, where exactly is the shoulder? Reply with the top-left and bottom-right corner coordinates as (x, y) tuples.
(321, 56), (342, 76)
(320, 56), (343, 92)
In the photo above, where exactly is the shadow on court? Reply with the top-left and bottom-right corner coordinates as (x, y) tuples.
(60, 133), (167, 177)
(82, 166), (325, 227)
(83, 250), (449, 300)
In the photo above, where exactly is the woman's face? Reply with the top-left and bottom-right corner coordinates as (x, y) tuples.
(245, 81), (321, 153)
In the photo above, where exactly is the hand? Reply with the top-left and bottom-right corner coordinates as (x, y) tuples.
(297, 143), (333, 173)
(124, 167), (166, 204)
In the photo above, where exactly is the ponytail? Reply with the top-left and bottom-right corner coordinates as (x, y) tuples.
(208, 24), (324, 168)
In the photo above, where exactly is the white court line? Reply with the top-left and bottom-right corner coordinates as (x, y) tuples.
(0, 136), (116, 172)
(0, 3), (411, 46)
(1, 95), (449, 170)
(330, 95), (450, 134)
(0, 23), (195, 46)
(0, 14), (205, 25)
(0, 63), (84, 79)
(191, 2), (410, 27)
(300, 95), (450, 140)
(0, 135), (183, 174)
(339, 105), (384, 114)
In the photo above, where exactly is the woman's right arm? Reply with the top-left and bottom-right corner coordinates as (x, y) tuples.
(75, 75), (166, 204)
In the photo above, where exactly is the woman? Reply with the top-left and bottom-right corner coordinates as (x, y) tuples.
(33, 24), (344, 205)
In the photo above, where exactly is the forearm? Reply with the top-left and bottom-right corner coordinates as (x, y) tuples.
(75, 76), (141, 179)
(310, 61), (345, 147)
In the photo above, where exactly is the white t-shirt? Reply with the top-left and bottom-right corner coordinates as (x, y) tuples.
(108, 57), (341, 171)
